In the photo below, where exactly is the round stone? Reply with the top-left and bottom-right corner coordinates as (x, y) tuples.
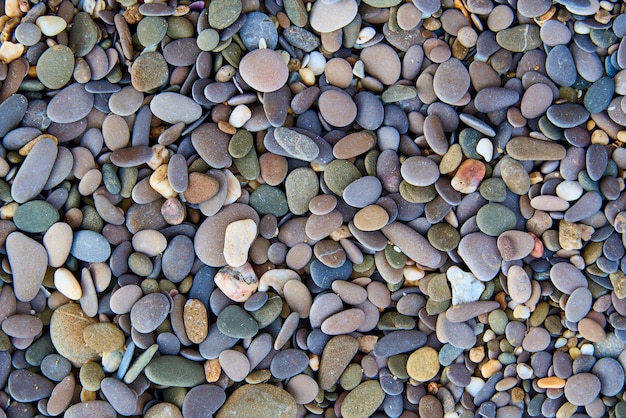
(130, 292), (171, 333)
(239, 48), (288, 93)
(433, 58), (470, 104)
(37, 45), (75, 90)
(131, 52), (169, 92)
(564, 373), (601, 406)
(407, 346), (439, 381)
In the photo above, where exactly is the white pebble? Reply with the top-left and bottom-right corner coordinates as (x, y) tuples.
(513, 305), (530, 319)
(556, 180), (583, 201)
(476, 138), (493, 162)
(305, 51), (326, 75)
(555, 337), (567, 348)
(54, 267), (82, 300)
(574, 21), (591, 34)
(228, 104), (252, 128)
(356, 26), (376, 45)
(465, 377), (486, 396)
(483, 329), (496, 342)
(36, 16), (67, 37)
(517, 363), (534, 379)
(580, 343), (594, 355)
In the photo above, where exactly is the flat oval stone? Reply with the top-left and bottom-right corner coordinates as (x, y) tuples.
(183, 385), (226, 417)
(318, 335), (359, 390)
(565, 287), (592, 323)
(274, 127), (319, 161)
(381, 222), (442, 268)
(145, 356), (205, 387)
(101, 377), (137, 416)
(564, 373), (601, 406)
(546, 45), (577, 87)
(343, 176), (382, 208)
(354, 205), (389, 231)
(318, 89), (357, 127)
(239, 48), (288, 93)
(12, 137), (58, 203)
(217, 305), (258, 338)
(457, 232), (502, 281)
(341, 381), (385, 418)
(496, 24), (541, 52)
(474, 87), (520, 113)
(131, 52), (169, 92)
(208, 0), (241, 29)
(309, 0), (358, 33)
(476, 203), (516, 236)
(37, 45), (75, 90)
(131, 292), (170, 333)
(433, 58), (470, 104)
(71, 230), (111, 263)
(321, 308), (365, 335)
(506, 137), (566, 160)
(2, 314), (43, 339)
(550, 262), (587, 294)
(546, 104), (590, 129)
(150, 92), (202, 124)
(373, 330), (427, 357)
(592, 357), (624, 396)
(6, 232), (48, 302)
(216, 383), (297, 417)
(270, 349), (309, 379)
(401, 156), (440, 186)
(360, 43), (401, 85)
(47, 83), (94, 124)
(8, 369), (54, 402)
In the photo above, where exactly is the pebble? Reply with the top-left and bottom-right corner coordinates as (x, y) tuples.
(216, 384), (296, 417)
(144, 356), (205, 387)
(564, 373), (601, 406)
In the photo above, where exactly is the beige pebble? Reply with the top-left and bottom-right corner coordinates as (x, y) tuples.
(78, 169), (102, 196)
(54, 268), (82, 300)
(353, 205), (389, 231)
(0, 42), (24, 64)
(537, 376), (566, 389)
(228, 105), (252, 128)
(183, 299), (208, 344)
(149, 164), (177, 198)
(43, 222), (73, 268)
(36, 16), (67, 36)
(223, 169), (242, 205)
(223, 219), (258, 268)
(259, 269), (301, 296)
(132, 229), (167, 257)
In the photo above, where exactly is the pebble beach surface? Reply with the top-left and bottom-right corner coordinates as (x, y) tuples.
(1, 0), (626, 417)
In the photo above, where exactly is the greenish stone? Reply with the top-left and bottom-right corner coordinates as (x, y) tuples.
(498, 352), (516, 365)
(578, 170), (599, 191)
(80, 361), (105, 391)
(384, 244), (407, 269)
(249, 185), (289, 217)
(124, 344), (159, 384)
(145, 355), (205, 387)
(324, 159), (361, 196)
(166, 16), (195, 39)
(605, 159), (618, 177)
(544, 315), (563, 335)
(378, 312), (416, 330)
(162, 387), (187, 409)
(129, 252), (153, 276)
(228, 130), (254, 158)
(538, 115), (563, 140)
(459, 128), (482, 159)
(529, 302), (549, 327)
(425, 297), (449, 316)
(0, 330), (11, 351)
(217, 384), (297, 417)
(364, 149), (379, 176)
(381, 85), (417, 103)
(221, 42), (242, 68)
(69, 12), (99, 57)
(102, 164), (121, 195)
(106, 64), (123, 84)
(250, 294), (282, 328)
(488, 310), (508, 335)
(615, 401), (626, 418)
(80, 205), (104, 232)
(387, 354), (409, 379)
(13, 200), (60, 233)
(590, 29), (618, 48)
(476, 203), (516, 236)
(25, 334), (54, 366)
(233, 148), (260, 181)
(283, 0), (308, 27)
(0, 180), (12, 202)
(427, 273), (451, 302)
(399, 181), (436, 203)
(119, 167), (138, 198)
(197, 29), (220, 51)
(339, 363), (363, 390)
(495, 24), (541, 52)
(36, 45), (75, 90)
(245, 369), (271, 384)
(137, 17), (168, 47)
(427, 223), (460, 252)
(208, 0), (242, 30)
(218, 305), (259, 338)
(342, 13), (361, 49)
(439, 343), (464, 367)
(285, 167), (319, 216)
(479, 177), (506, 202)
(341, 380), (385, 418)
(353, 254), (375, 273)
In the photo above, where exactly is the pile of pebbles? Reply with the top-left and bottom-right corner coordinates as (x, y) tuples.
(2, 0), (626, 416)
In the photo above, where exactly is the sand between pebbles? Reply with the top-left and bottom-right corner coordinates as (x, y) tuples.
(1, 0), (626, 417)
